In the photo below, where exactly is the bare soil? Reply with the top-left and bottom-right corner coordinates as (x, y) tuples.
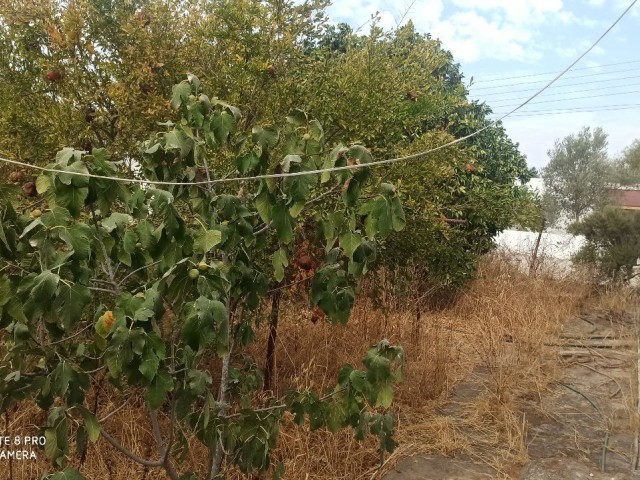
(383, 309), (639, 480)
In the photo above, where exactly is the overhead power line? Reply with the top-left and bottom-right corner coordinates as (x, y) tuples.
(470, 59), (640, 84)
(0, 0), (637, 186)
(491, 103), (640, 116)
(482, 81), (640, 105)
(469, 66), (640, 92)
(489, 87), (640, 109)
(474, 73), (640, 100)
(471, 67), (640, 92)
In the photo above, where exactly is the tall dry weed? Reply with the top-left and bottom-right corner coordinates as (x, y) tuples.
(6, 254), (607, 479)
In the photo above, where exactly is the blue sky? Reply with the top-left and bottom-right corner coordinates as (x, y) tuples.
(324, 0), (640, 169)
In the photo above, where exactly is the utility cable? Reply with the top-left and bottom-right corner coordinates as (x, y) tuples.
(0, 0), (637, 186)
(492, 103), (640, 116)
(489, 87), (640, 109)
(470, 59), (640, 84)
(470, 65), (640, 92)
(475, 74), (640, 101)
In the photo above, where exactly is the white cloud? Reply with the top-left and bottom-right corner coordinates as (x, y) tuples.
(450, 0), (563, 23)
(326, 0), (443, 31)
(555, 46), (577, 58)
(322, 0), (639, 168)
(425, 11), (537, 63)
(424, 1), (582, 63)
(326, 0), (612, 64)
(557, 10), (601, 27)
(431, 0), (599, 63)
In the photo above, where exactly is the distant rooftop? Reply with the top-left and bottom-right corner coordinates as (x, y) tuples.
(608, 188), (640, 210)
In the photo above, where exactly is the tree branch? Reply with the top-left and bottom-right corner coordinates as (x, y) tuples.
(149, 410), (179, 480)
(100, 429), (164, 467)
(148, 339), (180, 479)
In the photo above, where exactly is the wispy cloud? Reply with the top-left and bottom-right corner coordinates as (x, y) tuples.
(426, 11), (538, 63)
(326, 0), (599, 63)
(322, 0), (640, 165)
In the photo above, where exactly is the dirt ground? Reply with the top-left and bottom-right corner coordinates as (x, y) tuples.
(383, 308), (640, 480)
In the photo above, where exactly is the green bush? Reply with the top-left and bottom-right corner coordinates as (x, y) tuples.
(569, 205), (640, 282)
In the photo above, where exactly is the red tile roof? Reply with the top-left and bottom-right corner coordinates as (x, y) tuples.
(608, 189), (640, 209)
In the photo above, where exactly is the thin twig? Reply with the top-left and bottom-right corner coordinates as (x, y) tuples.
(222, 386), (348, 420)
(83, 365), (106, 375)
(572, 362), (624, 398)
(90, 278), (116, 286)
(254, 222), (270, 235)
(48, 323), (93, 346)
(394, 0), (418, 28)
(88, 286), (119, 294)
(209, 335), (234, 479)
(305, 183), (340, 206)
(90, 204), (120, 292)
(266, 276), (311, 294)
(118, 260), (161, 286)
(253, 184), (341, 236)
(99, 400), (130, 423)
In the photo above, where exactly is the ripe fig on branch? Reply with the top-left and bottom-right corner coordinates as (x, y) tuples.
(298, 255), (314, 271)
(134, 11), (152, 26)
(45, 70), (62, 82)
(22, 182), (37, 197)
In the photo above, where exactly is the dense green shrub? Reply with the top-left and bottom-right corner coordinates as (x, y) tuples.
(570, 205), (640, 282)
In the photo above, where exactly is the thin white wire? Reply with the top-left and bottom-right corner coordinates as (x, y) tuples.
(0, 0), (637, 187)
(492, 103), (640, 116)
(469, 59), (640, 84)
(469, 65), (640, 91)
(477, 73), (640, 100)
(478, 76), (640, 102)
(490, 87), (640, 109)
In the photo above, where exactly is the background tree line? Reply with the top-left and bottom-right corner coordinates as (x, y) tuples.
(0, 0), (536, 295)
(541, 126), (640, 282)
(0, 1), (565, 477)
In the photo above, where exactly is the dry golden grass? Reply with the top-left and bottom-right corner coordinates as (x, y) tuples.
(5, 254), (614, 480)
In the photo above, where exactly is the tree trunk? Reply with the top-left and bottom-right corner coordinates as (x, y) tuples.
(209, 310), (234, 480)
(264, 288), (281, 392)
(529, 217), (546, 275)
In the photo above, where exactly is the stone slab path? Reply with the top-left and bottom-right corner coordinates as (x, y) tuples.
(383, 310), (639, 480)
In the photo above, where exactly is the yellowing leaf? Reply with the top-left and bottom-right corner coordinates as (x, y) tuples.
(36, 175), (51, 194)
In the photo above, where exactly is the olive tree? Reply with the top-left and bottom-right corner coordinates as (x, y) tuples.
(542, 126), (610, 224)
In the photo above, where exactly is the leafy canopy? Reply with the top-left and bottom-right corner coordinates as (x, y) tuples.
(542, 126), (610, 224)
(0, 75), (406, 479)
(570, 205), (640, 282)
